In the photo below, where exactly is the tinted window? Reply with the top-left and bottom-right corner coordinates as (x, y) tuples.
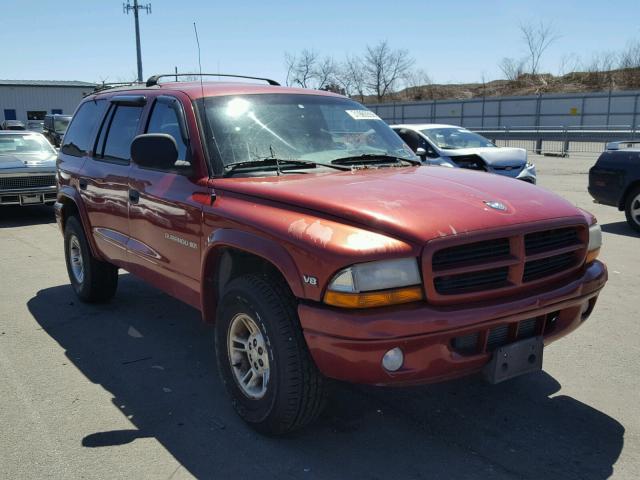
(62, 100), (107, 157)
(102, 105), (143, 162)
(146, 99), (189, 165)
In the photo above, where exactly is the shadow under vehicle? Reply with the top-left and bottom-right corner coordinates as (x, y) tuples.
(28, 277), (624, 479)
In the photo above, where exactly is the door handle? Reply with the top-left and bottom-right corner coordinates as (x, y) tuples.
(129, 189), (140, 204)
(78, 178), (88, 190)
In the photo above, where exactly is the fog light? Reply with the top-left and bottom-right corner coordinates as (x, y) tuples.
(382, 347), (404, 372)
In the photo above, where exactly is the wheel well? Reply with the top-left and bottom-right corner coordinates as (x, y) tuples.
(202, 247), (293, 324)
(620, 181), (640, 210)
(59, 196), (80, 230)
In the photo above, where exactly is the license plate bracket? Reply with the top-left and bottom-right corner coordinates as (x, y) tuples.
(483, 336), (543, 384)
(20, 194), (43, 205)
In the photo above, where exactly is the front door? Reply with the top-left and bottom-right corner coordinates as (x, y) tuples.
(126, 96), (204, 305)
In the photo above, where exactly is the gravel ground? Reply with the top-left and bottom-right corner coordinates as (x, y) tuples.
(0, 154), (638, 479)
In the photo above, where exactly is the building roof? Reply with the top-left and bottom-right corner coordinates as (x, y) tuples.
(0, 79), (96, 88)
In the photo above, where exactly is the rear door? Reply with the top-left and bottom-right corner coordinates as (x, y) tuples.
(80, 95), (145, 265)
(127, 94), (205, 305)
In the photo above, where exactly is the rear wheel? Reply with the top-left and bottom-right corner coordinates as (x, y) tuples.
(214, 274), (327, 435)
(624, 186), (640, 232)
(64, 216), (118, 302)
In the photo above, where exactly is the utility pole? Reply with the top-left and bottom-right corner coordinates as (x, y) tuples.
(123, 1), (152, 82)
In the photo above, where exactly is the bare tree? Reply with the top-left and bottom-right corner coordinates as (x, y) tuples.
(499, 57), (526, 81)
(336, 55), (367, 101)
(362, 40), (413, 101)
(583, 52), (616, 88)
(520, 21), (560, 75)
(402, 68), (431, 100)
(315, 56), (338, 89)
(284, 49), (319, 88)
(557, 53), (581, 76)
(619, 40), (640, 88)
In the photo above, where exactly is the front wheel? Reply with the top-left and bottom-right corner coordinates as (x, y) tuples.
(214, 274), (327, 435)
(624, 186), (640, 233)
(64, 216), (118, 302)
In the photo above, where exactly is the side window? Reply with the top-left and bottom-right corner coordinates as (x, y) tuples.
(145, 99), (190, 167)
(99, 105), (144, 163)
(61, 100), (107, 157)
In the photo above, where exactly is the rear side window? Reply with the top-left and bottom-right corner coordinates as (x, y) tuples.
(61, 100), (107, 157)
(97, 105), (144, 163)
(146, 99), (190, 166)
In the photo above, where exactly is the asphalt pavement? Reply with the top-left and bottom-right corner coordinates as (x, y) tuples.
(1, 153), (638, 479)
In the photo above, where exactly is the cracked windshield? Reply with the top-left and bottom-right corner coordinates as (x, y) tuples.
(204, 94), (416, 166)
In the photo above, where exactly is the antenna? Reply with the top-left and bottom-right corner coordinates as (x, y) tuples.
(123, 0), (152, 82)
(193, 22), (205, 101)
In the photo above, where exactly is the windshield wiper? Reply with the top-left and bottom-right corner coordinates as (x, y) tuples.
(331, 153), (420, 166)
(224, 157), (350, 176)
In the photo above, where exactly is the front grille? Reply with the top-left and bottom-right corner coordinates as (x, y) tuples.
(525, 228), (580, 254)
(433, 238), (510, 270)
(451, 155), (487, 171)
(523, 252), (576, 282)
(435, 267), (509, 295)
(451, 315), (548, 356)
(426, 225), (585, 301)
(0, 175), (56, 190)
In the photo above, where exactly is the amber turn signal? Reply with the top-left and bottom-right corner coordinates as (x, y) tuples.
(585, 247), (600, 264)
(324, 286), (424, 308)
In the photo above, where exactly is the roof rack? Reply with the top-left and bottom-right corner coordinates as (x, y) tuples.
(90, 81), (144, 95)
(145, 73), (280, 87)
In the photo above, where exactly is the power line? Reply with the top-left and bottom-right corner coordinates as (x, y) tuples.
(123, 1), (152, 82)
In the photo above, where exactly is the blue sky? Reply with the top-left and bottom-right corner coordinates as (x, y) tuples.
(2, 0), (638, 85)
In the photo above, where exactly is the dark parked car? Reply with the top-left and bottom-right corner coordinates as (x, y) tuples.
(0, 131), (58, 206)
(1, 120), (26, 130)
(43, 114), (72, 147)
(588, 141), (640, 232)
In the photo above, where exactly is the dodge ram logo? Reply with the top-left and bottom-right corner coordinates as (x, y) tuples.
(484, 200), (507, 211)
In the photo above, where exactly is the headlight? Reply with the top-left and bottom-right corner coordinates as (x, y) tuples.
(586, 223), (602, 264)
(324, 258), (423, 308)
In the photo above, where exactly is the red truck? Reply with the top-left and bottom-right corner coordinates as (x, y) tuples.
(55, 75), (607, 434)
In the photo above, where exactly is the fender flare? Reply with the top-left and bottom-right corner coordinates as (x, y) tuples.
(200, 228), (305, 323)
(56, 186), (103, 260)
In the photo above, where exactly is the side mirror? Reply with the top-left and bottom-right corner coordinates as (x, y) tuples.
(131, 134), (178, 170)
(415, 147), (427, 159)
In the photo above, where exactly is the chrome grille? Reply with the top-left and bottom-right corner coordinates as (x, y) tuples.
(0, 175), (56, 190)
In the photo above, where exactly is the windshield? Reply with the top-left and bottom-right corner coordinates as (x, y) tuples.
(54, 117), (71, 133)
(421, 127), (494, 150)
(202, 94), (416, 168)
(0, 133), (56, 156)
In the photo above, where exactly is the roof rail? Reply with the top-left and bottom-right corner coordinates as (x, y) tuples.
(145, 73), (280, 87)
(89, 81), (144, 95)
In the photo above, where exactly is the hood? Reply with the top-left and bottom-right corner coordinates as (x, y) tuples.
(0, 153), (57, 170)
(213, 167), (584, 244)
(443, 147), (527, 167)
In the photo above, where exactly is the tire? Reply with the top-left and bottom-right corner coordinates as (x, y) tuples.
(64, 216), (118, 303)
(214, 274), (327, 435)
(624, 186), (640, 233)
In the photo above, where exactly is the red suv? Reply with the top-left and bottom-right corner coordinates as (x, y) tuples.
(55, 74), (607, 434)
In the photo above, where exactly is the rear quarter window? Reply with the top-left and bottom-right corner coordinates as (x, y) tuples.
(61, 100), (107, 157)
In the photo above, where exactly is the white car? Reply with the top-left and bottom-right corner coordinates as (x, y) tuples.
(391, 124), (537, 184)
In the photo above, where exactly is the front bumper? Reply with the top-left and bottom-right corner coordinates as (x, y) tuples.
(299, 260), (606, 386)
(0, 186), (57, 205)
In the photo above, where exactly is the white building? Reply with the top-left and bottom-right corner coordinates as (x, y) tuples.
(0, 80), (96, 124)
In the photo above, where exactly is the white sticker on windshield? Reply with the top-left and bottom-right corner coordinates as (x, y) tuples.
(345, 110), (381, 120)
